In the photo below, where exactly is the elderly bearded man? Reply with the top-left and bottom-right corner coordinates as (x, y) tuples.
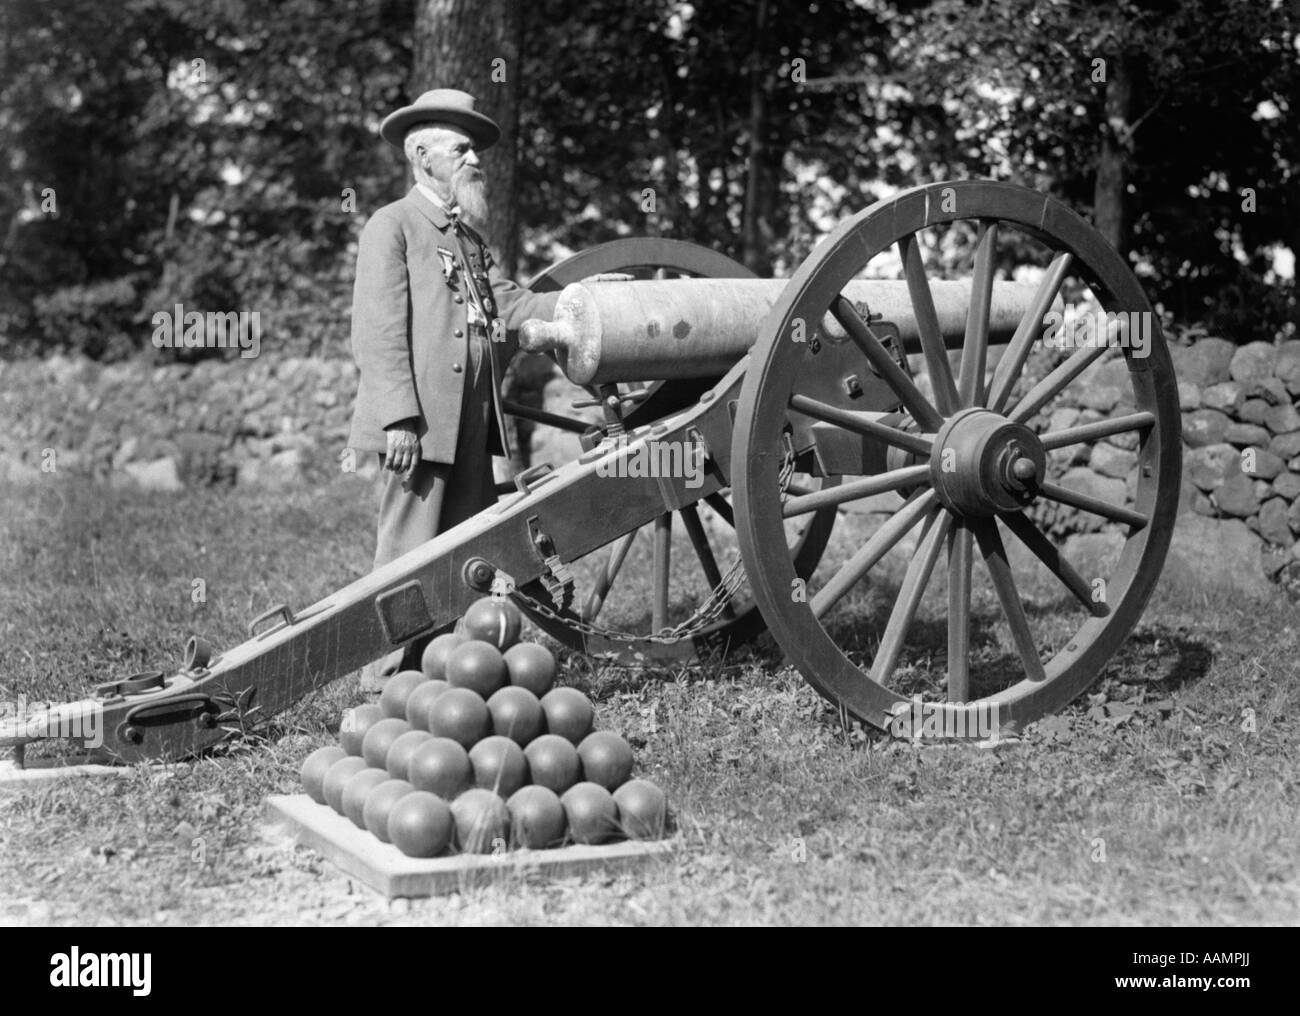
(347, 89), (558, 682)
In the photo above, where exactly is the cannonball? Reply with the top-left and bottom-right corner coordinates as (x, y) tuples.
(301, 745), (346, 804)
(380, 670), (428, 720)
(561, 781), (619, 845)
(426, 687), (491, 749)
(445, 640), (508, 698)
(387, 791), (453, 858)
(507, 785), (567, 850)
(613, 779), (668, 840)
(405, 679), (450, 729)
(523, 734), (582, 795)
(577, 730), (634, 791)
(339, 703), (384, 756)
(468, 735), (529, 798)
(363, 779), (414, 843)
(385, 729), (434, 780)
(407, 737), (473, 799)
(451, 788), (510, 854)
(420, 632), (468, 681)
(322, 756), (369, 814)
(461, 597), (523, 650)
(540, 687), (594, 744)
(361, 717), (411, 770)
(341, 767), (389, 829)
(486, 685), (544, 746)
(503, 641), (557, 697)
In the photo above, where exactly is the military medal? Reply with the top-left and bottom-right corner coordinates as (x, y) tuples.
(461, 241), (504, 341)
(436, 246), (458, 286)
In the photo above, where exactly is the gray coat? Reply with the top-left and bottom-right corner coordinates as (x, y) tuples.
(346, 187), (558, 463)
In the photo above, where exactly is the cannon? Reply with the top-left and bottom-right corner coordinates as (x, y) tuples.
(1, 180), (1180, 764)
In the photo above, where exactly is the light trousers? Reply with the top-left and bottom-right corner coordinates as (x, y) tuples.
(365, 332), (498, 680)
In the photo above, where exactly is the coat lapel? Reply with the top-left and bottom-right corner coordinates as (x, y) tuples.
(403, 185), (452, 232)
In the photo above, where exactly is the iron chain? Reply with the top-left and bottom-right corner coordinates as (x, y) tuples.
(510, 438), (798, 645)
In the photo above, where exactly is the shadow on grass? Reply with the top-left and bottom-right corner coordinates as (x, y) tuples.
(725, 577), (1217, 705)
(563, 638), (769, 699)
(1097, 627), (1214, 693)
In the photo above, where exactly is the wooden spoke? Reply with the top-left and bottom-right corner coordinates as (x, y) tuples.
(985, 251), (1073, 413)
(680, 503), (734, 619)
(971, 518), (1046, 682)
(703, 492), (735, 528)
(1038, 480), (1149, 530)
(784, 480), (819, 498)
(1000, 511), (1109, 617)
(783, 464), (930, 518)
(652, 514), (671, 631)
(812, 489), (938, 619)
(957, 221), (998, 408)
(1009, 342), (1112, 424)
(897, 233), (959, 415)
(947, 520), (973, 702)
(830, 297), (944, 431)
(1040, 411), (1155, 451)
(789, 393), (933, 456)
(869, 510), (953, 686)
(581, 530), (637, 622)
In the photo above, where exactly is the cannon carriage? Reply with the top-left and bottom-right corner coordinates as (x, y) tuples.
(0, 180), (1180, 764)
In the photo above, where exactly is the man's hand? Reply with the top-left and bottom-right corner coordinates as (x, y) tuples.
(383, 420), (420, 479)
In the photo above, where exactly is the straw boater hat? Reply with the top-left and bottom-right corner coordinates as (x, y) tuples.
(380, 88), (501, 150)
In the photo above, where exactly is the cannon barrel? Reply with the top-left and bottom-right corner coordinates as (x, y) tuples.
(520, 278), (1050, 385)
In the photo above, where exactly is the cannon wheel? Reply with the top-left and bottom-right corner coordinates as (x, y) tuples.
(733, 181), (1181, 737)
(511, 238), (837, 661)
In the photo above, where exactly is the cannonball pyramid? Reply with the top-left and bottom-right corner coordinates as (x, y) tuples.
(299, 597), (671, 859)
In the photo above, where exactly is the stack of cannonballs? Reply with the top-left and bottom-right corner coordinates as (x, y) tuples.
(299, 597), (669, 858)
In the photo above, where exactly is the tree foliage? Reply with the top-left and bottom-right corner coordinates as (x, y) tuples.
(905, 0), (1300, 338)
(1, 0), (1295, 359)
(1, 0), (411, 358)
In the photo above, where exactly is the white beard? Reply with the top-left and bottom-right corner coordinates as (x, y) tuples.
(453, 170), (488, 226)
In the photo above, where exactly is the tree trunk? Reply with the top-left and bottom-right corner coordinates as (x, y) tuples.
(740, 0), (773, 274)
(412, 0), (522, 276)
(1093, 53), (1133, 257)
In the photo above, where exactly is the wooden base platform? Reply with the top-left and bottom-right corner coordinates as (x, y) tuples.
(265, 794), (679, 899)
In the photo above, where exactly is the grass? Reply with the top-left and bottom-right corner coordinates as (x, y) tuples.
(1, 473), (1297, 925)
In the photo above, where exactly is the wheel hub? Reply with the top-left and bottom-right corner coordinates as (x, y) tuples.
(929, 408), (1044, 517)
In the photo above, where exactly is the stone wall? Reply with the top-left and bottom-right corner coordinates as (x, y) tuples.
(1037, 337), (1300, 591)
(0, 353), (599, 492)
(1173, 339), (1300, 561)
(2, 336), (1297, 595)
(0, 355), (362, 490)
